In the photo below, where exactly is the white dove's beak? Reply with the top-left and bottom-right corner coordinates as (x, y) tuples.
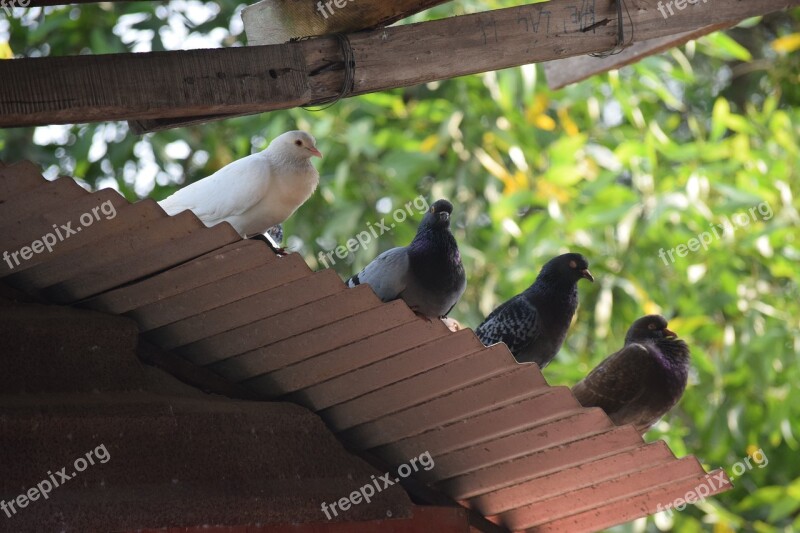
(308, 146), (323, 159)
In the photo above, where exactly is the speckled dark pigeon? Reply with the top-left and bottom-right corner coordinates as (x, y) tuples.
(346, 199), (466, 319)
(572, 315), (690, 434)
(475, 253), (593, 367)
(249, 224), (285, 254)
(266, 224), (283, 244)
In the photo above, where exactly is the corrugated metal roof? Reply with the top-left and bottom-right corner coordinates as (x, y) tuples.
(0, 160), (731, 532)
(0, 298), (428, 532)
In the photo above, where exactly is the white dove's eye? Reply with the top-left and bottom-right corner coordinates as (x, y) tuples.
(295, 140), (302, 146)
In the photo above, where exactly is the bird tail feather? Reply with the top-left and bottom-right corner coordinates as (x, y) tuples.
(157, 198), (185, 216)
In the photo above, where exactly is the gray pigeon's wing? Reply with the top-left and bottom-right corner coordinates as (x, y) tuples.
(476, 296), (540, 355)
(397, 265), (465, 317)
(571, 343), (656, 416)
(442, 274), (467, 316)
(346, 247), (409, 302)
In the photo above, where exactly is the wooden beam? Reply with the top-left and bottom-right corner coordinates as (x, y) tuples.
(544, 20), (737, 90)
(3, 43), (320, 128)
(1, 0), (798, 130)
(22, 0), (129, 5)
(135, 1), (455, 133)
(136, 0), (799, 133)
(243, 0), (454, 45)
(2, 0), (613, 129)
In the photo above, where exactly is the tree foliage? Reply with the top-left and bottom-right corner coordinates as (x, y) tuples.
(2, 2), (799, 530)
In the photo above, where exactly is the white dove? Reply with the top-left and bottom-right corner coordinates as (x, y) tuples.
(158, 130), (322, 239)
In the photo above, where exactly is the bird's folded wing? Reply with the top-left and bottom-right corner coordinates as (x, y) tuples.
(477, 297), (540, 354)
(348, 247), (409, 302)
(159, 155), (270, 223)
(442, 275), (467, 317)
(572, 343), (656, 412)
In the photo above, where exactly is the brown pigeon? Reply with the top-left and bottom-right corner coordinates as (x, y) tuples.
(572, 315), (690, 434)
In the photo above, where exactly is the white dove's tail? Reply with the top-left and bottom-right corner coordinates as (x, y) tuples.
(157, 198), (183, 216)
(158, 189), (200, 218)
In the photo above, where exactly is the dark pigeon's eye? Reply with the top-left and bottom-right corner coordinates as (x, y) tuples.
(648, 323), (656, 330)
(430, 206), (435, 213)
(569, 260), (577, 269)
(295, 140), (302, 146)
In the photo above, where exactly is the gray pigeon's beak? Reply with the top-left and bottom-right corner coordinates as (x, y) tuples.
(438, 212), (450, 222)
(308, 146), (323, 158)
(580, 269), (594, 282)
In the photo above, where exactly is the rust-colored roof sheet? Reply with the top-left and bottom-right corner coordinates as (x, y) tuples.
(0, 161), (731, 532)
(0, 299), (424, 532)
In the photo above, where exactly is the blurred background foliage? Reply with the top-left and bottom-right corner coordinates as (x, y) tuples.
(2, 1), (800, 531)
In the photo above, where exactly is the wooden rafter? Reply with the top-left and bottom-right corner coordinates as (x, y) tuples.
(544, 20), (737, 90)
(243, 0), (454, 45)
(22, 0), (128, 5)
(1, 0), (798, 131)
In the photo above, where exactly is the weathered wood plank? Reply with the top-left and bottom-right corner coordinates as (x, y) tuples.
(244, 0), (453, 45)
(1, 0), (797, 129)
(545, 20), (736, 90)
(0, 43), (313, 126)
(23, 0), (129, 5)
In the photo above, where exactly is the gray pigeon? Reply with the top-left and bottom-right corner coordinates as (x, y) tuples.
(346, 199), (466, 318)
(476, 253), (593, 367)
(248, 224), (285, 254)
(572, 315), (690, 434)
(266, 224), (283, 244)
